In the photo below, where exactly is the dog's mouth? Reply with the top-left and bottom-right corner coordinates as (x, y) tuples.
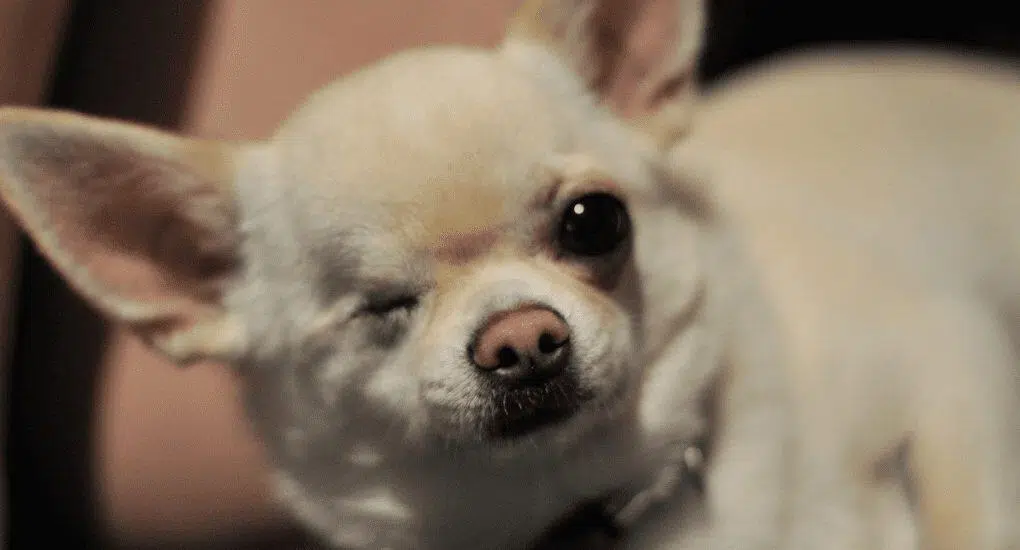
(484, 373), (593, 439)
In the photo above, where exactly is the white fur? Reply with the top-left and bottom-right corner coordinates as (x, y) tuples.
(673, 47), (1020, 550)
(4, 3), (1019, 550)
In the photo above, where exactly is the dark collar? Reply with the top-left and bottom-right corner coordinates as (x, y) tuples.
(603, 437), (708, 533)
(532, 438), (709, 549)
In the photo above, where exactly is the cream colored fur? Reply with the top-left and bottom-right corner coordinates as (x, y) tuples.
(667, 48), (1020, 550)
(0, 1), (1018, 549)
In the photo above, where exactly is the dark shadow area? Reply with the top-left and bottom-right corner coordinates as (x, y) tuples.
(701, 0), (1020, 82)
(5, 1), (214, 549)
(44, 0), (215, 128)
(7, 244), (109, 549)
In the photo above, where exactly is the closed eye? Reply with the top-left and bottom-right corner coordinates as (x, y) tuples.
(359, 294), (420, 317)
(357, 293), (420, 347)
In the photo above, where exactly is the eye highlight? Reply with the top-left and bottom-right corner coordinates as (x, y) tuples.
(557, 192), (631, 257)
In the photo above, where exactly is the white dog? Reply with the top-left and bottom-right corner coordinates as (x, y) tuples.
(1, 1), (1018, 549)
(0, 1), (790, 548)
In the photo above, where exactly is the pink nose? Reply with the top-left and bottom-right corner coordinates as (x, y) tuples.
(470, 305), (571, 385)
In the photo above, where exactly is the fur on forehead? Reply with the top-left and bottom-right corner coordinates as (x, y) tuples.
(263, 46), (665, 252)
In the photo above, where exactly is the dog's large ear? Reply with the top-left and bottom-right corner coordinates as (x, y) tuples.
(0, 107), (248, 365)
(506, 0), (704, 145)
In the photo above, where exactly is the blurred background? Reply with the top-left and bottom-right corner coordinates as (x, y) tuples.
(0, 1), (1017, 549)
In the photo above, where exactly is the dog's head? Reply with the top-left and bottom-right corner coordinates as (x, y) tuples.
(0, 0), (713, 469)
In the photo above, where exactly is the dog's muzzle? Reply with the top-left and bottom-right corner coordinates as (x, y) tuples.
(468, 304), (587, 438)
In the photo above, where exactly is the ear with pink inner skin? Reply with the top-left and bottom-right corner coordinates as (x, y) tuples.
(0, 107), (248, 365)
(506, 0), (705, 146)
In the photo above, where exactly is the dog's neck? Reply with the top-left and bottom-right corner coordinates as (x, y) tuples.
(533, 437), (710, 548)
(264, 405), (711, 549)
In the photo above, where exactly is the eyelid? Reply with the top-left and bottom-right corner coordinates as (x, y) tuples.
(557, 179), (624, 205)
(355, 286), (422, 317)
(360, 293), (419, 315)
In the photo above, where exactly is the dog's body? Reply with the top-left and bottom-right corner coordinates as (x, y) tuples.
(675, 49), (1020, 550)
(0, 0), (1019, 549)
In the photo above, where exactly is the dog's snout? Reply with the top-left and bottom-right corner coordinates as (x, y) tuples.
(470, 306), (571, 384)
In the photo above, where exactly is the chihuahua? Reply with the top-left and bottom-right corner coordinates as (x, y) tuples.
(2, 0), (1019, 549)
(0, 0), (791, 548)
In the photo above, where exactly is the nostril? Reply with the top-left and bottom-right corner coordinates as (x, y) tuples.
(537, 332), (567, 354)
(469, 305), (572, 373)
(497, 346), (520, 369)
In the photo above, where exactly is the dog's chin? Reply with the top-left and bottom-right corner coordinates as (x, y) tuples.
(425, 372), (620, 456)
(481, 374), (593, 440)
(483, 369), (595, 438)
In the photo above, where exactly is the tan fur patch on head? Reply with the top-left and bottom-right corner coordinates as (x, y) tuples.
(410, 183), (514, 300)
(430, 229), (502, 266)
(414, 182), (507, 253)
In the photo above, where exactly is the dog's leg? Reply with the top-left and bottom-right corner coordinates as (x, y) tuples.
(620, 361), (791, 550)
(688, 373), (791, 550)
(687, 309), (792, 550)
(783, 434), (874, 550)
(618, 291), (792, 550)
(908, 301), (1020, 550)
(781, 343), (893, 550)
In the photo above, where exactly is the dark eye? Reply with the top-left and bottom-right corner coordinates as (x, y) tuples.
(558, 192), (631, 257)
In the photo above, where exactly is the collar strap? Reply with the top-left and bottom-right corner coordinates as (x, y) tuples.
(532, 439), (708, 548)
(603, 439), (707, 534)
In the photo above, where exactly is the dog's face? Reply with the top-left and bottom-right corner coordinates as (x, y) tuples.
(0, 0), (712, 524)
(240, 43), (707, 451)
